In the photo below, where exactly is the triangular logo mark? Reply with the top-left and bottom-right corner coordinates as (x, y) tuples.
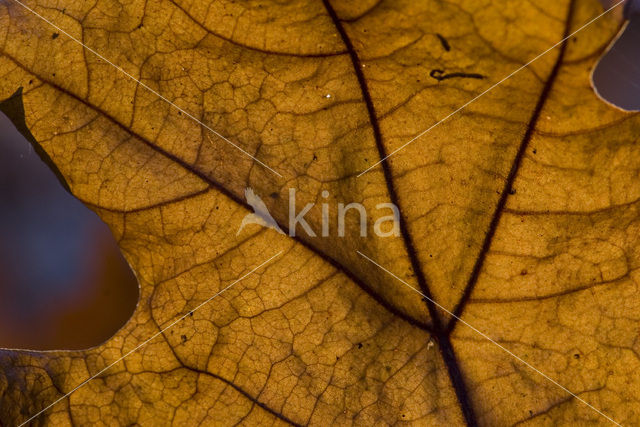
(237, 187), (285, 236)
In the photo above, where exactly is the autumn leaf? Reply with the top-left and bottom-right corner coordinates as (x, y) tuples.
(1, 0), (639, 425)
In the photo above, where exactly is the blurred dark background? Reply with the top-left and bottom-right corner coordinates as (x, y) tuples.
(0, 112), (138, 350)
(592, 6), (640, 112)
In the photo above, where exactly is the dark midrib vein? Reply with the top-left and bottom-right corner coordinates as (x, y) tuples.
(319, 1), (478, 425)
(1, 55), (432, 335)
(447, 0), (577, 335)
(320, 0), (441, 327)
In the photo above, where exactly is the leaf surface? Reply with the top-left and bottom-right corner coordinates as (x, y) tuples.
(1, 0), (639, 425)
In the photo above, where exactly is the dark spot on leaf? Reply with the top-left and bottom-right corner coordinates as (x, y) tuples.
(52, 33), (59, 40)
(181, 335), (187, 343)
(436, 33), (451, 51)
(357, 343), (363, 349)
(430, 69), (485, 82)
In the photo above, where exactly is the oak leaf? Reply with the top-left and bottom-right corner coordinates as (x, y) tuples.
(1, 0), (639, 425)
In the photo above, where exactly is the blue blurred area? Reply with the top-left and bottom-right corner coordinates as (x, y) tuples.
(592, 16), (640, 111)
(0, 112), (138, 350)
(0, 115), (92, 309)
(594, 0), (640, 111)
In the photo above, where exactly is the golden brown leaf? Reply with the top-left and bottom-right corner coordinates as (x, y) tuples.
(0, 0), (639, 425)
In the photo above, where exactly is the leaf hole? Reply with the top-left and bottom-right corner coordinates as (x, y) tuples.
(591, 16), (640, 112)
(0, 96), (138, 350)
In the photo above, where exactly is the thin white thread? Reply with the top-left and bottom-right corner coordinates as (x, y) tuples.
(18, 251), (283, 426)
(357, 0), (626, 177)
(8, 0), (283, 177)
(356, 251), (621, 426)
